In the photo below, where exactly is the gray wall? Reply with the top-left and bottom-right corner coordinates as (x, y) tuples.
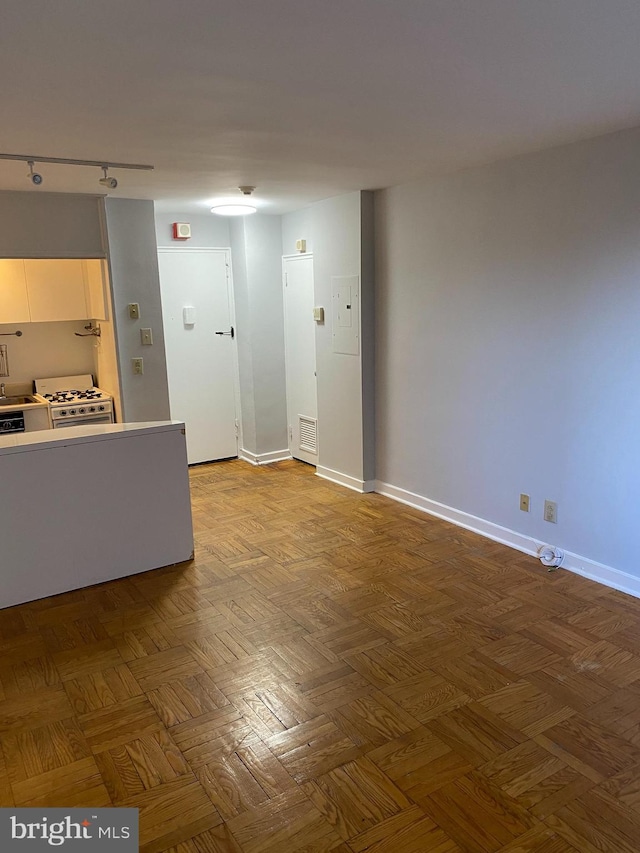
(0, 191), (104, 258)
(104, 198), (170, 423)
(230, 215), (287, 456)
(154, 211), (230, 248)
(375, 125), (640, 576)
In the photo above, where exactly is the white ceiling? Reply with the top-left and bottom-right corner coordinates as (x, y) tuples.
(1, 0), (640, 214)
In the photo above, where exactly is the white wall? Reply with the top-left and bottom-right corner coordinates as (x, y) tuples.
(0, 321), (95, 385)
(282, 208), (313, 256)
(230, 215), (288, 457)
(154, 211), (230, 249)
(229, 219), (256, 453)
(375, 125), (640, 581)
(311, 191), (375, 488)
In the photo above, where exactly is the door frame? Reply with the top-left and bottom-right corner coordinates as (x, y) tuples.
(282, 252), (317, 463)
(157, 246), (242, 456)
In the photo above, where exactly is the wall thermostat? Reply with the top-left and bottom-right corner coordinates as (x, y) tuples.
(296, 239), (306, 253)
(313, 306), (324, 323)
(183, 306), (196, 325)
(172, 222), (191, 240)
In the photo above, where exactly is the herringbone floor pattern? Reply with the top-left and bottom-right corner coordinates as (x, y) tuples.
(2, 460), (640, 852)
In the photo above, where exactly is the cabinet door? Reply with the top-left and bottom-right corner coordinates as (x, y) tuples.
(84, 259), (108, 320)
(0, 260), (30, 323)
(25, 260), (88, 322)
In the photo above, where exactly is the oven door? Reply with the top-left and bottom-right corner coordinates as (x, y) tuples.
(52, 414), (113, 429)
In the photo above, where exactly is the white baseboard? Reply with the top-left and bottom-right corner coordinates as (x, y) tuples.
(316, 466), (375, 494)
(374, 479), (640, 600)
(239, 448), (292, 466)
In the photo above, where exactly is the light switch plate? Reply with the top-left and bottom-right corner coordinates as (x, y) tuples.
(140, 328), (153, 346)
(128, 303), (140, 320)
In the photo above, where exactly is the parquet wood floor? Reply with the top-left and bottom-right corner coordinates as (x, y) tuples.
(2, 459), (640, 852)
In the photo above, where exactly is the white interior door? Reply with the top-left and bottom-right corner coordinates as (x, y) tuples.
(283, 254), (318, 464)
(158, 249), (238, 464)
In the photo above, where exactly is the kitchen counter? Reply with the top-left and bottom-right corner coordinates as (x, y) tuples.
(0, 398), (48, 410)
(0, 419), (180, 454)
(0, 420), (194, 608)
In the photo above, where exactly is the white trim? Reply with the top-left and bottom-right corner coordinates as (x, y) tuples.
(317, 466), (375, 494)
(239, 448), (292, 466)
(375, 479), (640, 600)
(282, 252), (314, 261)
(157, 245), (233, 252)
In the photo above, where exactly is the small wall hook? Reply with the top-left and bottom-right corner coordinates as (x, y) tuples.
(75, 323), (101, 338)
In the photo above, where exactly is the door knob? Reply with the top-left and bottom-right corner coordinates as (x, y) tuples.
(214, 326), (234, 338)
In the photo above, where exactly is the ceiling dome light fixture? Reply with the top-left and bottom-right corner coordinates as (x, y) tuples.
(211, 203), (257, 216)
(211, 185), (258, 216)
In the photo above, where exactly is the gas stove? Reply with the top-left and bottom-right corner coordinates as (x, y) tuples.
(44, 389), (107, 405)
(34, 374), (114, 428)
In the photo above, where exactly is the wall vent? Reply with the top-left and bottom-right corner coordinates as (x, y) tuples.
(299, 415), (318, 454)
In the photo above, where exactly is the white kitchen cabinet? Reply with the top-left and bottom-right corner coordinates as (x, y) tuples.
(25, 259), (89, 322)
(0, 259), (30, 323)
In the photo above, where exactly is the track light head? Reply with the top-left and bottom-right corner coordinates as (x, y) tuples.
(239, 185), (256, 196)
(99, 167), (118, 189)
(27, 161), (43, 186)
(99, 176), (118, 189)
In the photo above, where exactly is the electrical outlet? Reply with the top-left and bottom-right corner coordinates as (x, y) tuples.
(519, 493), (530, 512)
(140, 328), (153, 346)
(132, 357), (144, 375)
(544, 500), (558, 524)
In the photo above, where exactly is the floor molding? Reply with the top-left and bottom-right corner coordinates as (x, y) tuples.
(317, 466), (375, 494)
(239, 448), (292, 466)
(375, 479), (640, 600)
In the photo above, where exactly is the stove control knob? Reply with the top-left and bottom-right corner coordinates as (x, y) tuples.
(79, 407), (86, 414)
(69, 409), (77, 416)
(60, 409), (67, 416)
(98, 405), (105, 411)
(89, 406), (96, 413)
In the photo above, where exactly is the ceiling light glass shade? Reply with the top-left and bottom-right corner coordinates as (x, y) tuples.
(210, 204), (257, 216)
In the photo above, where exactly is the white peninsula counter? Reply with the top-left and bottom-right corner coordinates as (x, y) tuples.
(0, 421), (194, 608)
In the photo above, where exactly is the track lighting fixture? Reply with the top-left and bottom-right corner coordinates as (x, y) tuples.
(0, 152), (153, 189)
(27, 161), (43, 186)
(98, 167), (118, 189)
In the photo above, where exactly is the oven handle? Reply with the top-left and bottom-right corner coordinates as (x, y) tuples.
(52, 414), (113, 428)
